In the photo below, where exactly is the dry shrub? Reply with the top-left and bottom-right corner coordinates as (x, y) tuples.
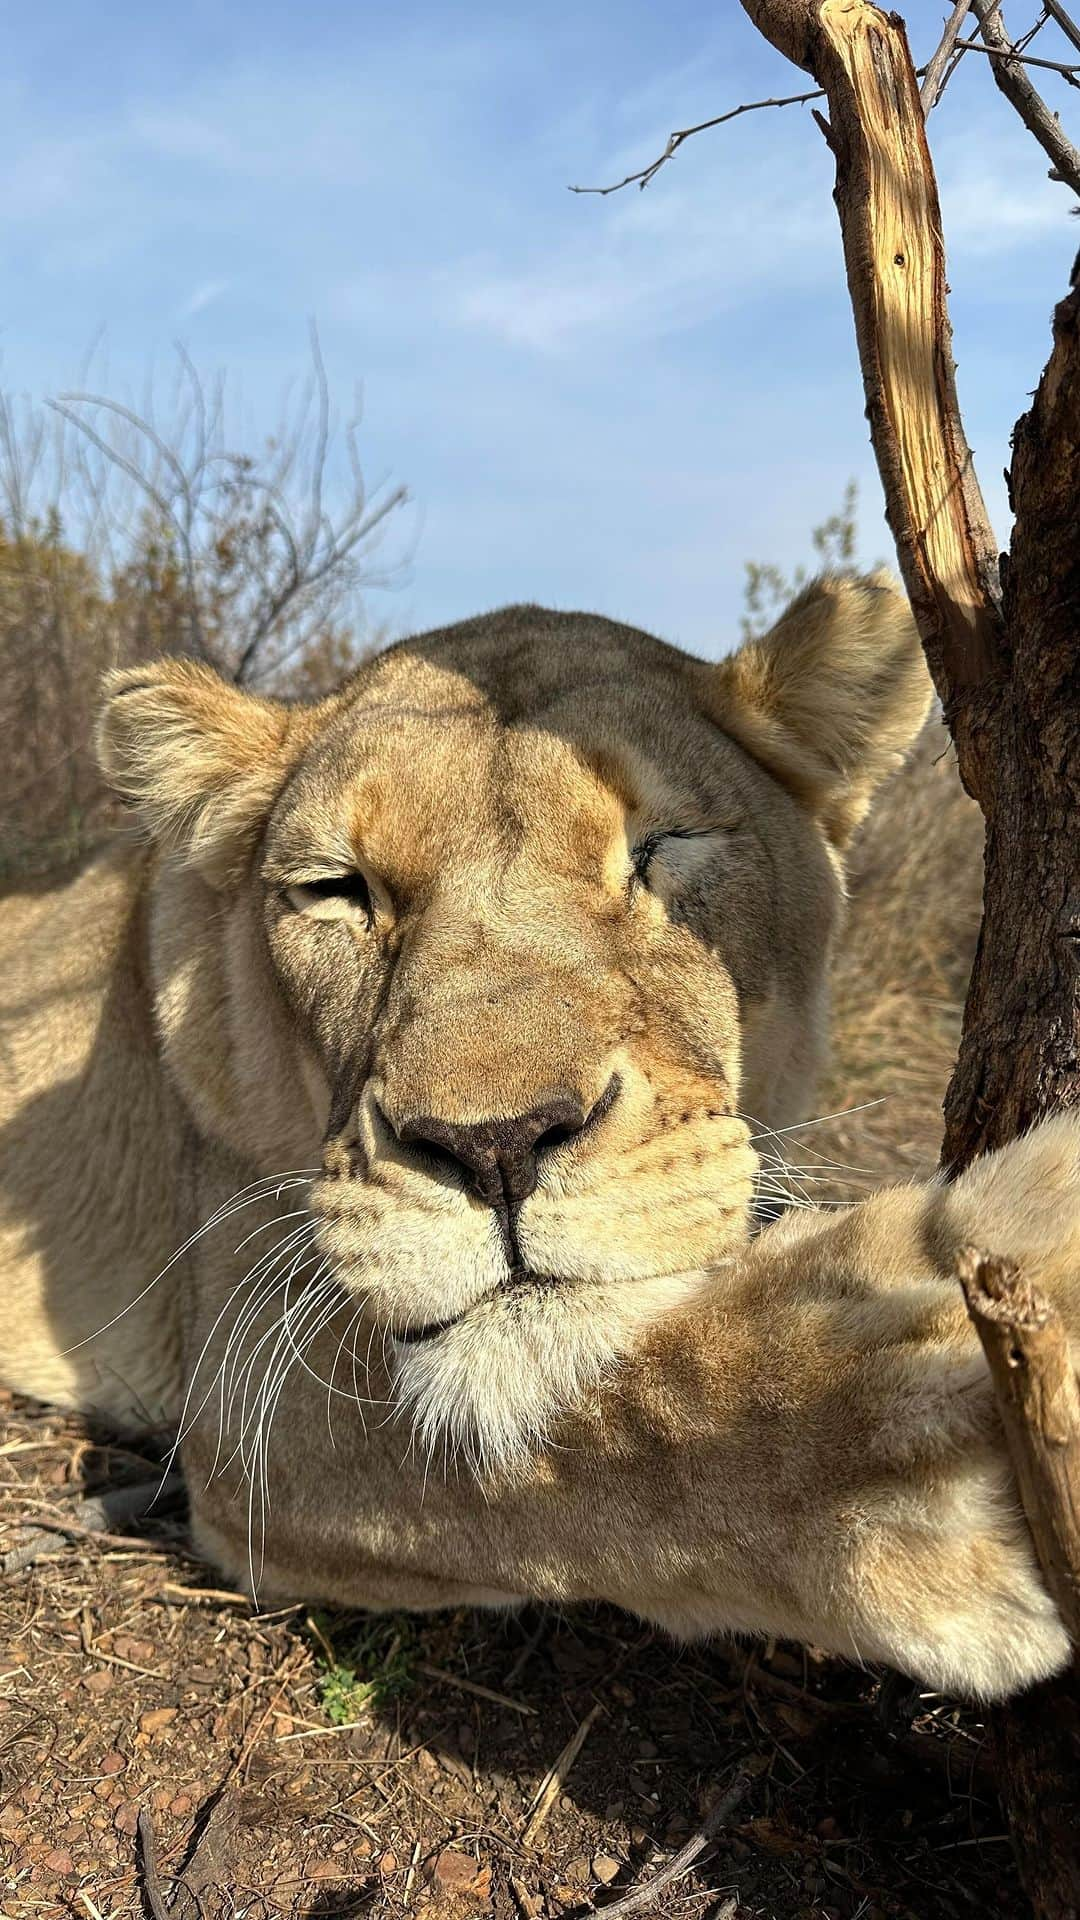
(0, 342), (406, 884)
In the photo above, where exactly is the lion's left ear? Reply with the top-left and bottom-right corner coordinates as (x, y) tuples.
(97, 659), (303, 885)
(702, 572), (933, 847)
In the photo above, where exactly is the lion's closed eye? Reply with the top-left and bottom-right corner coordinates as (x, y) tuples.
(285, 871), (377, 927)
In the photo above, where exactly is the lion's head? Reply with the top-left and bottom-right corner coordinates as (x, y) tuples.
(99, 576), (930, 1466)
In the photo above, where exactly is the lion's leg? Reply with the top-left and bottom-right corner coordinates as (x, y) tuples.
(181, 1115), (1080, 1698)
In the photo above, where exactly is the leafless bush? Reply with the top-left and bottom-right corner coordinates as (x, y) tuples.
(0, 336), (408, 882)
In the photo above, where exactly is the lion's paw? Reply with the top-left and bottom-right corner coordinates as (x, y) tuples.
(940, 1110), (1080, 1314)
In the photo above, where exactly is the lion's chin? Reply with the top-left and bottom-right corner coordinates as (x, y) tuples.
(388, 1266), (713, 1477)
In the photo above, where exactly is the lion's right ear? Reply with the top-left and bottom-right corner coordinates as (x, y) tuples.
(97, 659), (299, 884)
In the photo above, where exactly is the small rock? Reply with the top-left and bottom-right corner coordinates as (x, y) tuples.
(140, 1706), (179, 1736)
(100, 1750), (125, 1775)
(114, 1802), (140, 1837)
(306, 1861), (340, 1881)
(170, 1794), (193, 1819)
(564, 1856), (591, 1885)
(378, 1851), (397, 1876)
(113, 1635), (157, 1666)
(82, 1668), (113, 1695)
(592, 1854), (621, 1885)
(426, 1848), (486, 1897)
(41, 1850), (74, 1877)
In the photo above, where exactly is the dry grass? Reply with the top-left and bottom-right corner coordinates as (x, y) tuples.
(812, 719), (983, 1193)
(0, 725), (1007, 1920)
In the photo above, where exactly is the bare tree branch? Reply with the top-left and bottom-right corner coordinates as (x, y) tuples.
(571, 16), (1080, 198)
(965, 2), (1080, 189)
(1045, 0), (1080, 56)
(567, 88), (825, 195)
(921, 1), (973, 116)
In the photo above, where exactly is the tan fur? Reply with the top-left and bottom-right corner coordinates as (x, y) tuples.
(4, 575), (1072, 1699)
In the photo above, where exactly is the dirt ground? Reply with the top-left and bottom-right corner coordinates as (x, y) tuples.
(0, 1383), (1020, 1920)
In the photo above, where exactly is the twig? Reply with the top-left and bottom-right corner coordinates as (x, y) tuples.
(157, 1582), (251, 1608)
(569, 25), (1080, 200)
(966, 2), (1080, 193)
(520, 1701), (603, 1845)
(921, 1), (974, 115)
(76, 1894), (108, 1920)
(414, 1662), (537, 1715)
(568, 88), (825, 195)
(136, 1808), (172, 1920)
(956, 1245), (1080, 1645)
(597, 1775), (749, 1919)
(1, 1471), (185, 1574)
(1045, 0), (1080, 57)
(959, 20), (1080, 81)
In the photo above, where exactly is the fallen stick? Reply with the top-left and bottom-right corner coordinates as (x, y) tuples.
(521, 1701), (603, 1846)
(598, 1775), (748, 1919)
(1, 1471), (185, 1575)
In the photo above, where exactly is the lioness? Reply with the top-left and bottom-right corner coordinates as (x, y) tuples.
(2, 575), (1076, 1700)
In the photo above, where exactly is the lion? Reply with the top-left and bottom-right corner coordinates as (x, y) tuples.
(2, 574), (1076, 1701)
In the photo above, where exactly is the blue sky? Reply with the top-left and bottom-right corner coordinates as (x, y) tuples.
(2, 0), (1077, 657)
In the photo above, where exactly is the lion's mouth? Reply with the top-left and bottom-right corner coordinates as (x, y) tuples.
(394, 1269), (561, 1346)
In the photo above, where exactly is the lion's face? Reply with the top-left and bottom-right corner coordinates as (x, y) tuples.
(100, 579), (930, 1463)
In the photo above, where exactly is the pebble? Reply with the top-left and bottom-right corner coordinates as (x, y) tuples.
(425, 1848), (486, 1896)
(140, 1706), (179, 1735)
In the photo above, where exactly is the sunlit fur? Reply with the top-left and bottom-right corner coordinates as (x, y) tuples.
(11, 574), (1078, 1698)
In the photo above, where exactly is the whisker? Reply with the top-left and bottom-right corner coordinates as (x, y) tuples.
(62, 1169), (319, 1353)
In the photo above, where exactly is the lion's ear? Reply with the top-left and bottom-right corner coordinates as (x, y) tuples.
(97, 659), (298, 884)
(704, 573), (932, 847)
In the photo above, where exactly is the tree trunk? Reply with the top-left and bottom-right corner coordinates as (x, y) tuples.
(942, 282), (1080, 1166)
(737, 3), (1080, 1912)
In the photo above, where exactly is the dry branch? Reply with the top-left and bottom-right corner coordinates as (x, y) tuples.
(956, 1247), (1080, 1645)
(741, 0), (1004, 771)
(920, 0), (973, 115)
(970, 0), (1080, 192)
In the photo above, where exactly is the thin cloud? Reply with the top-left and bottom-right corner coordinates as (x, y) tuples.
(179, 278), (232, 319)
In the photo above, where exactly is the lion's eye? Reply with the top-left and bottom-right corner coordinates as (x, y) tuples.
(285, 872), (375, 927)
(631, 827), (728, 891)
(631, 834), (664, 883)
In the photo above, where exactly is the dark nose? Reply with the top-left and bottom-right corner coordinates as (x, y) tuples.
(394, 1090), (607, 1211)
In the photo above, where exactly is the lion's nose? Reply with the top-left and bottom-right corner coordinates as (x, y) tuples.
(391, 1084), (616, 1211)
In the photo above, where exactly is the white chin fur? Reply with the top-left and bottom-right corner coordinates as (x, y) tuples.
(391, 1269), (712, 1477)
